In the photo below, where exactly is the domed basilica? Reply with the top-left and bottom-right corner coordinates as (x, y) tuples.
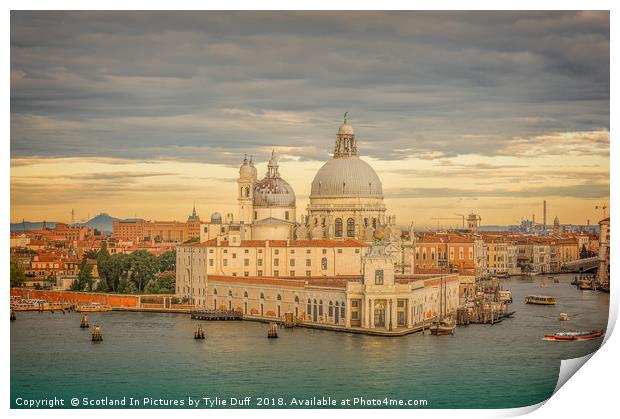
(236, 115), (401, 243)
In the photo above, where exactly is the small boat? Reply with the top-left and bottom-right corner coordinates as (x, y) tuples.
(578, 280), (592, 290)
(76, 303), (112, 312)
(429, 320), (456, 335)
(544, 330), (604, 341)
(558, 313), (569, 321)
(498, 290), (513, 304)
(525, 295), (556, 305)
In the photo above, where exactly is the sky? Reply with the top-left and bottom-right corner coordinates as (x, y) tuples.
(10, 11), (610, 228)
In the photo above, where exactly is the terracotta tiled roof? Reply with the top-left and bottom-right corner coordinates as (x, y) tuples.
(207, 276), (306, 288)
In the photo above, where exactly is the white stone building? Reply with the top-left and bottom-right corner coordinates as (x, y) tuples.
(176, 116), (459, 334)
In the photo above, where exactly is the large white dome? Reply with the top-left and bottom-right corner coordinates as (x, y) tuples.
(310, 156), (383, 198)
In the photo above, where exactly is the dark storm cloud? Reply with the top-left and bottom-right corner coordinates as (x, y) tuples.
(10, 11), (609, 164)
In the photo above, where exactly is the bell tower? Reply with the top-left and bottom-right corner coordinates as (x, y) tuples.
(238, 154), (257, 224)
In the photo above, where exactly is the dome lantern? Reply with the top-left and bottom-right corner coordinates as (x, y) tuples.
(334, 112), (357, 158)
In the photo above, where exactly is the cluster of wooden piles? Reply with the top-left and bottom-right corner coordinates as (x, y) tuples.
(456, 279), (515, 325)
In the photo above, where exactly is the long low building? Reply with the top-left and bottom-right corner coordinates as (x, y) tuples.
(177, 239), (459, 335)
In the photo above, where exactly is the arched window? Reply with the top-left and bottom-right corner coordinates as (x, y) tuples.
(307, 299), (311, 314)
(213, 288), (218, 295)
(260, 292), (265, 299)
(347, 218), (355, 237)
(321, 257), (328, 270)
(364, 218), (369, 227)
(295, 296), (299, 303)
(372, 218), (377, 229)
(341, 301), (345, 318)
(329, 301), (334, 316)
(244, 290), (248, 298)
(228, 289), (233, 296)
(335, 218), (343, 237)
(319, 300), (324, 316)
(277, 294), (282, 301)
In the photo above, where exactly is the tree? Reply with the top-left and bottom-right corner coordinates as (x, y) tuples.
(85, 249), (99, 259)
(579, 244), (594, 259)
(103, 253), (130, 292)
(77, 262), (94, 291)
(118, 277), (138, 294)
(158, 271), (176, 291)
(10, 259), (26, 287)
(144, 271), (176, 294)
(128, 250), (159, 292)
(96, 242), (111, 291)
(158, 250), (176, 272)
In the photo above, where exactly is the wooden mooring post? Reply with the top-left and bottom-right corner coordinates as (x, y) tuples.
(91, 325), (103, 342)
(267, 322), (278, 338)
(194, 324), (205, 339)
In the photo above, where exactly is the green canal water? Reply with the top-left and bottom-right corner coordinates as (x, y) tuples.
(11, 275), (610, 409)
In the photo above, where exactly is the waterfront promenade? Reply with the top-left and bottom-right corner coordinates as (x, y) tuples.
(10, 288), (435, 336)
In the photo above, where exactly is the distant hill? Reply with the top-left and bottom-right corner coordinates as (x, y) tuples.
(10, 221), (60, 232)
(82, 213), (120, 233)
(10, 213), (125, 234)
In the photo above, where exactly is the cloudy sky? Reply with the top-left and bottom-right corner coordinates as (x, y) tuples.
(10, 11), (609, 228)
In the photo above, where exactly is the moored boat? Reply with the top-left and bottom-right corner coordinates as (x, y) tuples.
(498, 290), (513, 304)
(429, 323), (456, 335)
(429, 318), (456, 335)
(544, 330), (604, 341)
(11, 299), (72, 311)
(578, 280), (592, 290)
(76, 303), (112, 312)
(525, 295), (556, 305)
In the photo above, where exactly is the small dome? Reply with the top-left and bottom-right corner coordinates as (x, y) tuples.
(310, 156), (383, 198)
(211, 212), (222, 224)
(252, 151), (296, 208)
(253, 177), (296, 207)
(239, 154), (256, 179)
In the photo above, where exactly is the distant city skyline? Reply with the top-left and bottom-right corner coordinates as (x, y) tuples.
(10, 11), (609, 226)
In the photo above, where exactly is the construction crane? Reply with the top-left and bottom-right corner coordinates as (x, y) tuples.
(430, 217), (463, 231)
(454, 213), (465, 229)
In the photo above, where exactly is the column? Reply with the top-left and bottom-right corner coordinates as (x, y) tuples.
(407, 298), (413, 328)
(388, 299), (393, 331)
(369, 298), (374, 329)
(346, 298), (352, 328)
